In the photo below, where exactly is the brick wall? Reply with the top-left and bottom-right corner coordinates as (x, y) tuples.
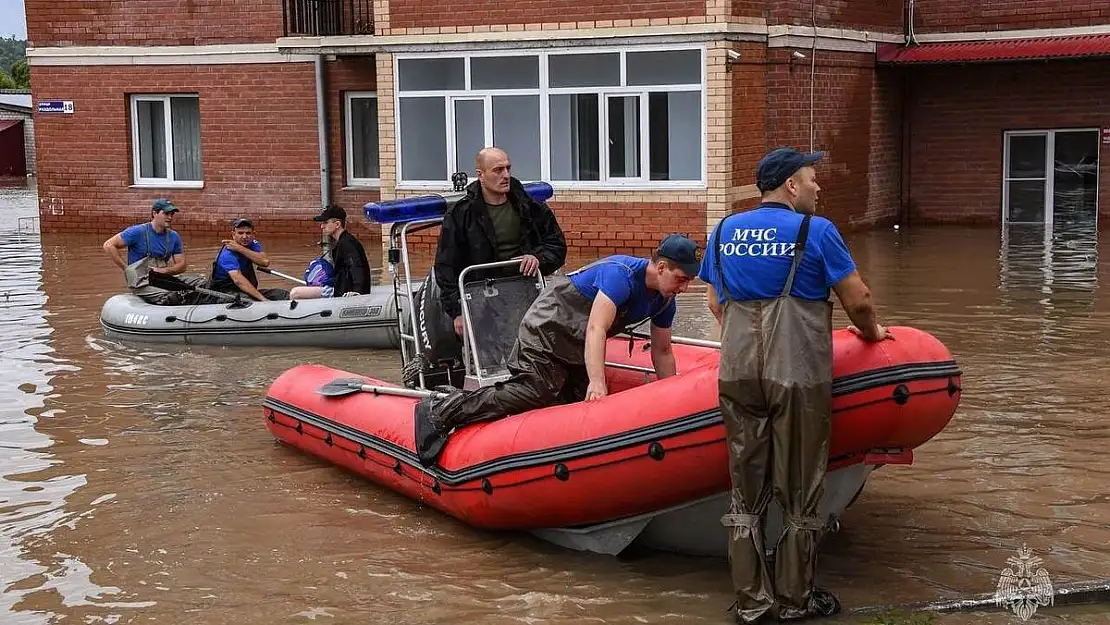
(326, 56), (382, 238)
(905, 59), (1109, 226)
(762, 49), (899, 229)
(25, 0), (283, 47)
(29, 62), (372, 239)
(914, 1), (1110, 33)
(768, 0), (903, 32)
(732, 0), (764, 20)
(0, 110), (34, 175)
(731, 43), (767, 188)
(387, 0), (705, 30)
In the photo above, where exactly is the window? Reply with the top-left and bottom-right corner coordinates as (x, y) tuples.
(345, 92), (380, 186)
(1002, 129), (1099, 227)
(130, 95), (203, 187)
(393, 47), (705, 189)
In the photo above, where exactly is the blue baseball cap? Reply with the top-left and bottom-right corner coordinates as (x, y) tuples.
(756, 147), (825, 193)
(151, 198), (179, 214)
(656, 233), (700, 277)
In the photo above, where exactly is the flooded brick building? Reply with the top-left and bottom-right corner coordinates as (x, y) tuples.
(23, 0), (1110, 249)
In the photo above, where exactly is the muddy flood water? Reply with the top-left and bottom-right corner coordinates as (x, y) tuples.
(0, 181), (1108, 625)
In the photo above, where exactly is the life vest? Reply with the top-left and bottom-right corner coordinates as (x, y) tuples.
(305, 256), (335, 287)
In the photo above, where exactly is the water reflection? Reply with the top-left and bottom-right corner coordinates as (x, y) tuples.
(0, 186), (155, 624)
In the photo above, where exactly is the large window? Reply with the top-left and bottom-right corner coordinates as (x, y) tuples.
(1002, 129), (1100, 227)
(394, 47), (706, 189)
(130, 94), (203, 187)
(345, 92), (380, 186)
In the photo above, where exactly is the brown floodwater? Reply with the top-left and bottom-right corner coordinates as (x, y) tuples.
(1, 180), (1108, 624)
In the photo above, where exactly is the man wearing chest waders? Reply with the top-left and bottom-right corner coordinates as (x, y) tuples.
(699, 147), (890, 623)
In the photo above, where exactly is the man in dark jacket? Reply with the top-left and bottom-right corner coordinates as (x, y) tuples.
(290, 204), (373, 300)
(434, 147), (567, 337)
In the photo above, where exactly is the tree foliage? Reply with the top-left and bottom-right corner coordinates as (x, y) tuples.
(0, 38), (29, 89)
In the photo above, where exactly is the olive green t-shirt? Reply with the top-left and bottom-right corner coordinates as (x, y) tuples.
(486, 201), (523, 261)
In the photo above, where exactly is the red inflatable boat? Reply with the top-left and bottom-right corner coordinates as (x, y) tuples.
(263, 326), (962, 540)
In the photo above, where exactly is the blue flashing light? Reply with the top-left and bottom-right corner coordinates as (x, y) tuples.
(364, 181), (555, 224)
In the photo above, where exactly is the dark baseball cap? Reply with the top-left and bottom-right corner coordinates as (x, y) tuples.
(313, 204), (347, 222)
(232, 217), (254, 229)
(656, 233), (700, 277)
(151, 198), (179, 214)
(756, 147), (825, 193)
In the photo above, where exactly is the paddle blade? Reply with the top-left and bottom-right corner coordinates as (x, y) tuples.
(316, 378), (367, 397)
(146, 271), (193, 291)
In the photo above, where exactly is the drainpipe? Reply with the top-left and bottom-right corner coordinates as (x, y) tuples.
(905, 0), (919, 46)
(315, 54), (331, 208)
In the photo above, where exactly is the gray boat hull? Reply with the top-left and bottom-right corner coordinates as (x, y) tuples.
(529, 462), (874, 558)
(100, 290), (405, 349)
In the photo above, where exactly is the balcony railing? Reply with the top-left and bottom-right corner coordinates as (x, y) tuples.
(283, 0), (374, 37)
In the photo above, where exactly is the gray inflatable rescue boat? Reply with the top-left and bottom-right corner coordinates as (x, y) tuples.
(99, 290), (404, 349)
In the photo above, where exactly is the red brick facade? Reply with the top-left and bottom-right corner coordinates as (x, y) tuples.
(768, 0), (903, 32)
(904, 59), (1110, 225)
(914, 2), (1110, 33)
(388, 0), (706, 30)
(25, 0), (1110, 254)
(24, 0), (283, 47)
(30, 63), (363, 238)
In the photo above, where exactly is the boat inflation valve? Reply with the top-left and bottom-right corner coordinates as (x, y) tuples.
(892, 384), (910, 405)
(554, 463), (570, 481)
(482, 478), (493, 494)
(648, 442), (666, 461)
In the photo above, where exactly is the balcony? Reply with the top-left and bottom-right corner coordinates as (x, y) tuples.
(282, 0), (374, 37)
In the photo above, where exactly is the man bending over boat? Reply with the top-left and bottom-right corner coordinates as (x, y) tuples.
(699, 147), (889, 624)
(290, 204), (373, 300)
(102, 198), (207, 306)
(203, 218), (289, 302)
(413, 234), (699, 467)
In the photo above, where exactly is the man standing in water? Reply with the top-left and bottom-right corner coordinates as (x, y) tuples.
(698, 147), (889, 623)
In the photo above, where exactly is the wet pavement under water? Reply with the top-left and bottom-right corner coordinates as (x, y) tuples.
(1, 181), (1108, 624)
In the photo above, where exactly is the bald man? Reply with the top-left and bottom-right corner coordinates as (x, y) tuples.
(433, 147), (567, 337)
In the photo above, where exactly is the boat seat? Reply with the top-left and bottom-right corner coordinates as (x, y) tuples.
(460, 273), (545, 390)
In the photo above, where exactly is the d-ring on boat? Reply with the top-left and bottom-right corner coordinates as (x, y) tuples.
(261, 183), (963, 557)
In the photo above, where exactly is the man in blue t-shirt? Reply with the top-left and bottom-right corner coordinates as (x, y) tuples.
(103, 198), (207, 305)
(412, 234), (700, 467)
(700, 147), (889, 624)
(206, 218), (289, 302)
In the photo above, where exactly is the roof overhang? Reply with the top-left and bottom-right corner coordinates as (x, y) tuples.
(877, 34), (1110, 65)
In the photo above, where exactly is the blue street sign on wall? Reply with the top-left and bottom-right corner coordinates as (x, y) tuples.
(37, 100), (74, 114)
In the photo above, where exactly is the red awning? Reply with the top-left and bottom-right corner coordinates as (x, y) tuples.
(0, 120), (22, 133)
(876, 34), (1110, 65)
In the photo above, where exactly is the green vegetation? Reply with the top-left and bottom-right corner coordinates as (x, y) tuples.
(0, 38), (29, 89)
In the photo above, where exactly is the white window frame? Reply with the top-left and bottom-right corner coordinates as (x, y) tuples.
(393, 44), (708, 191)
(345, 91), (381, 188)
(129, 94), (203, 189)
(1001, 128), (1101, 228)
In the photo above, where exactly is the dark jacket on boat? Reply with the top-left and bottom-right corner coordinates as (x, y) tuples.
(433, 177), (567, 319)
(332, 230), (373, 296)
